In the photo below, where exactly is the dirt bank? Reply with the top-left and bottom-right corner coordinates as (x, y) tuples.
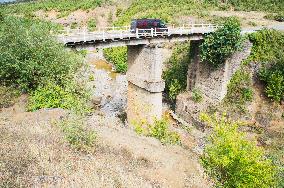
(0, 96), (211, 187)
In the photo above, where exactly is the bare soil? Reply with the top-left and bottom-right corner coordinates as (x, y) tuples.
(209, 10), (279, 27)
(0, 96), (211, 187)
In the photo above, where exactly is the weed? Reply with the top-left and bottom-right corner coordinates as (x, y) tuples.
(133, 117), (181, 145)
(192, 88), (203, 103)
(57, 117), (97, 152)
(87, 18), (97, 31)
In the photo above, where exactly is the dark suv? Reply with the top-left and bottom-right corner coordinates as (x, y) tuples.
(130, 19), (168, 33)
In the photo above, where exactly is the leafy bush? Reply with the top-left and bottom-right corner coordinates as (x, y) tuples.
(259, 59), (284, 102)
(133, 118), (180, 145)
(0, 16), (82, 91)
(200, 113), (277, 188)
(57, 117), (97, 152)
(248, 29), (284, 102)
(163, 44), (191, 102)
(192, 88), (203, 103)
(87, 18), (97, 31)
(249, 29), (284, 63)
(103, 46), (127, 73)
(28, 82), (91, 114)
(225, 67), (253, 107)
(200, 17), (242, 67)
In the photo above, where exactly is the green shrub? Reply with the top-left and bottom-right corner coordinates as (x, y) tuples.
(28, 82), (91, 114)
(133, 118), (180, 145)
(57, 117), (97, 152)
(0, 16), (82, 91)
(200, 17), (242, 67)
(149, 118), (181, 144)
(259, 60), (284, 102)
(249, 29), (284, 102)
(87, 18), (96, 31)
(70, 22), (78, 29)
(163, 43), (191, 102)
(225, 68), (253, 107)
(192, 88), (203, 103)
(103, 47), (127, 73)
(249, 29), (284, 63)
(200, 113), (277, 188)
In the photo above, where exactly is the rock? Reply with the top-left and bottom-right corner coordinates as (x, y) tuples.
(91, 96), (102, 106)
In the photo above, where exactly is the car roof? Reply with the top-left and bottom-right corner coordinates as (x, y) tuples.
(132, 19), (161, 21)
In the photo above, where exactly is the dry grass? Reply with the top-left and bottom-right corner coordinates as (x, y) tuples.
(0, 97), (210, 187)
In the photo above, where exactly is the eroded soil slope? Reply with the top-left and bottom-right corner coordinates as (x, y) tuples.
(0, 96), (210, 188)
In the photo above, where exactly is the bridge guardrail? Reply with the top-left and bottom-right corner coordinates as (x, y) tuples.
(56, 23), (220, 44)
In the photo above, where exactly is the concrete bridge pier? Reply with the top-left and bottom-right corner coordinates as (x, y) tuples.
(127, 44), (165, 125)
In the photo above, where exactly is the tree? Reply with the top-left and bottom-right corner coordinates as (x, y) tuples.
(0, 16), (81, 90)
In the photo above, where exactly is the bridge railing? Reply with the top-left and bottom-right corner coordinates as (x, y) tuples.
(56, 23), (220, 44)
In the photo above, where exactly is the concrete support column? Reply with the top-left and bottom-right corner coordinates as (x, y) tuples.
(127, 44), (165, 124)
(187, 40), (202, 91)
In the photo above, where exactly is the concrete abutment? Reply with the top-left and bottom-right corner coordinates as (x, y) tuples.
(176, 40), (253, 124)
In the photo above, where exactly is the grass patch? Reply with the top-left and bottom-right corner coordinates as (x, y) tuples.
(56, 116), (97, 152)
(133, 117), (180, 145)
(2, 0), (110, 18)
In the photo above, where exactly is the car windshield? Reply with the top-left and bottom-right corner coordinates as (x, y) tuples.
(160, 21), (165, 26)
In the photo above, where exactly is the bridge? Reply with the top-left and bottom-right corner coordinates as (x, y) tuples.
(57, 23), (250, 125)
(57, 24), (220, 48)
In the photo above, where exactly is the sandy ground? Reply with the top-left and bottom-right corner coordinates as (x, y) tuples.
(0, 96), (211, 187)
